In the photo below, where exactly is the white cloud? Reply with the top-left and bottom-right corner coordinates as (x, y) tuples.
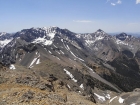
(109, 0), (122, 6)
(136, 0), (140, 4)
(111, 3), (116, 6)
(73, 20), (92, 23)
(117, 0), (122, 4)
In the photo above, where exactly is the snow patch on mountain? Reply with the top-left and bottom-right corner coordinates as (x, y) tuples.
(116, 39), (128, 45)
(36, 59), (40, 64)
(130, 103), (136, 105)
(67, 46), (84, 62)
(66, 45), (70, 50)
(0, 38), (13, 48)
(70, 51), (77, 58)
(32, 36), (53, 46)
(109, 96), (117, 103)
(53, 44), (57, 48)
(105, 94), (111, 99)
(0, 32), (7, 36)
(61, 39), (63, 42)
(9, 64), (16, 70)
(56, 56), (60, 60)
(77, 57), (84, 62)
(96, 36), (104, 40)
(31, 27), (57, 46)
(41, 26), (57, 33)
(64, 68), (77, 82)
(94, 93), (106, 102)
(118, 97), (124, 103)
(60, 50), (64, 54)
(48, 50), (52, 54)
(47, 33), (55, 39)
(76, 34), (81, 38)
(56, 51), (61, 54)
(84, 64), (95, 73)
(80, 84), (84, 90)
(85, 40), (95, 46)
(67, 84), (71, 89)
(29, 58), (37, 68)
(84, 36), (104, 46)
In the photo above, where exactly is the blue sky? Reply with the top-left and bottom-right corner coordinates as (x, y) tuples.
(0, 0), (140, 33)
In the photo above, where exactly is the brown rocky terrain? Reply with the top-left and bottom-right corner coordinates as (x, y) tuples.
(0, 66), (96, 105)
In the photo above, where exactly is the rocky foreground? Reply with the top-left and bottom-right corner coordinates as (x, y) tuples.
(0, 65), (96, 105)
(1, 64), (140, 105)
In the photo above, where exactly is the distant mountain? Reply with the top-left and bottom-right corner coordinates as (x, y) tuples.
(109, 32), (140, 37)
(0, 26), (140, 105)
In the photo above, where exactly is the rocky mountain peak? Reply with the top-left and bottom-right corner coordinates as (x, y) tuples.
(13, 26), (62, 43)
(97, 29), (104, 32)
(40, 26), (60, 33)
(95, 29), (105, 33)
(93, 29), (107, 38)
(116, 32), (132, 41)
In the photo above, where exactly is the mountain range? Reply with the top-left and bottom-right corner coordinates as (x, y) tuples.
(0, 26), (140, 105)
